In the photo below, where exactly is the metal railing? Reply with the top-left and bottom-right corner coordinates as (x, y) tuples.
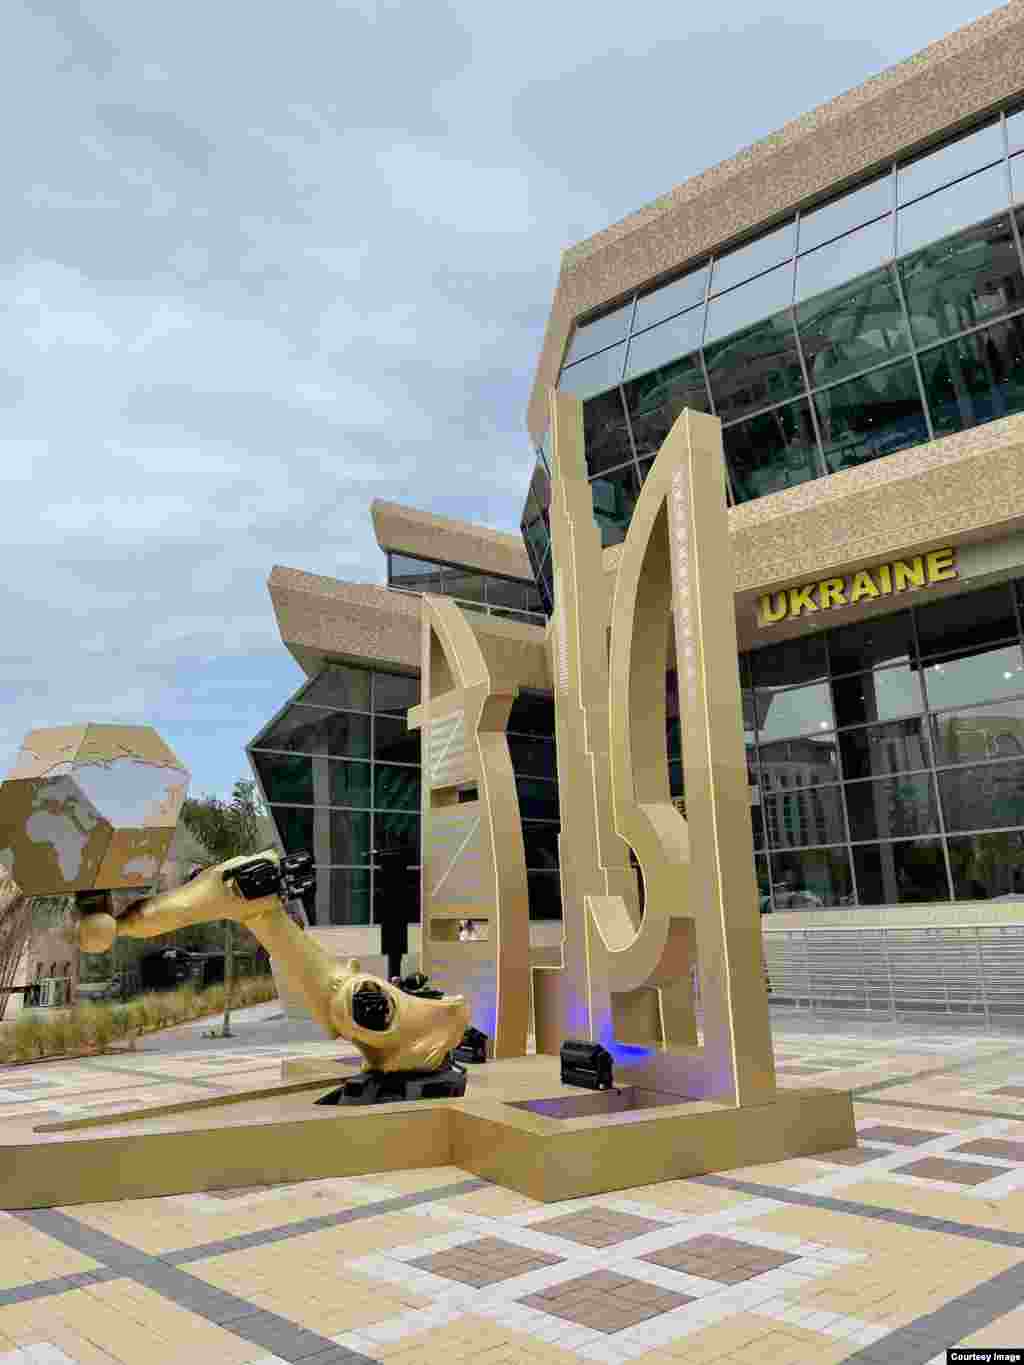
(386, 585), (546, 626)
(762, 922), (1024, 1027)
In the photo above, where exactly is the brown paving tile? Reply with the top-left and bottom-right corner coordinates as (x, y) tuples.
(519, 1269), (692, 1333)
(895, 1156), (1013, 1185)
(856, 1124), (945, 1145)
(813, 1145), (890, 1166)
(956, 1137), (1024, 1162)
(530, 1207), (664, 1247)
(642, 1233), (799, 1284)
(409, 1235), (564, 1287)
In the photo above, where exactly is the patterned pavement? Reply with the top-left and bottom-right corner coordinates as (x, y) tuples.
(4, 1006), (1024, 1361)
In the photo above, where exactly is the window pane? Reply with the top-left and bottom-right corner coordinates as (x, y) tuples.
(485, 577), (528, 611)
(756, 681), (833, 742)
(899, 215), (1024, 348)
(330, 810), (370, 866)
(374, 811), (420, 861)
(564, 302), (632, 366)
(705, 311), (804, 424)
(270, 806), (314, 856)
(623, 353), (711, 461)
(939, 758), (1024, 832)
(252, 752), (313, 805)
(374, 714), (420, 765)
(302, 665), (371, 711)
(924, 647), (1024, 710)
(916, 583), (1018, 658)
(625, 310), (705, 381)
(710, 222), (796, 295)
(897, 164), (1010, 256)
(669, 760), (684, 799)
(374, 763), (420, 812)
(1012, 153), (1024, 202)
(559, 345), (626, 398)
(828, 612), (914, 674)
(516, 776), (559, 820)
(852, 838), (950, 904)
(759, 736), (839, 788)
(324, 868), (371, 926)
(948, 830), (1024, 899)
(590, 463), (641, 548)
(833, 665), (924, 727)
(750, 634), (828, 688)
(931, 699), (1024, 765)
(508, 735), (557, 779)
(704, 265), (794, 344)
(373, 672), (419, 715)
(328, 759), (371, 809)
(527, 869), (562, 920)
(815, 359), (928, 475)
(724, 398), (820, 503)
(795, 219), (895, 305)
(634, 267), (709, 331)
(846, 773), (939, 841)
(839, 717), (931, 779)
(523, 820), (559, 869)
(508, 691), (556, 737)
(256, 706), (371, 759)
(763, 784), (845, 848)
(389, 555), (443, 593)
(582, 389), (634, 475)
(898, 122), (1004, 204)
(797, 264), (909, 389)
(798, 178), (893, 253)
(919, 316), (1024, 438)
(1010, 109), (1024, 157)
(771, 848), (853, 907)
(444, 569), (485, 603)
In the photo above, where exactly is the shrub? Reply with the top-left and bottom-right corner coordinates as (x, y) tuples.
(42, 1011), (74, 1056)
(12, 1014), (47, 1061)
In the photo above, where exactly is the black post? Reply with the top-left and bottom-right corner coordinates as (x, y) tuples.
(375, 848), (413, 981)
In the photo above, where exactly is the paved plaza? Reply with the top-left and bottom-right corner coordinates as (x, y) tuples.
(4, 1005), (1024, 1362)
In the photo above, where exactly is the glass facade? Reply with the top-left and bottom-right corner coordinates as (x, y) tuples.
(387, 552), (545, 623)
(523, 107), (1024, 610)
(248, 664), (421, 926)
(507, 690), (561, 919)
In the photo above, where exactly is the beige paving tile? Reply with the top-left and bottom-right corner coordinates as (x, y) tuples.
(439, 1185), (541, 1217)
(835, 1176), (1024, 1228)
(956, 1300), (1024, 1347)
(613, 1178), (752, 1215)
(718, 1157), (835, 1187)
(633, 1311), (852, 1364)
(853, 1102), (977, 1131)
(356, 1165), (474, 1193)
(0, 1221), (102, 1289)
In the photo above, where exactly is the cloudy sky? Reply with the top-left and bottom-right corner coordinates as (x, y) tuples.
(0, 0), (999, 801)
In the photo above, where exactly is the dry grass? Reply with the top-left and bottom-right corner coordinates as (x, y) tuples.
(0, 975), (277, 1062)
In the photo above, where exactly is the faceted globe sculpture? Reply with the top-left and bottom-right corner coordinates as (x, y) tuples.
(0, 725), (189, 897)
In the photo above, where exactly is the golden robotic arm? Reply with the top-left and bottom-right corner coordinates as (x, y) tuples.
(78, 849), (470, 1075)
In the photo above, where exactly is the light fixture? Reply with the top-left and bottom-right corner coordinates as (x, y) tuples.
(560, 1040), (614, 1090)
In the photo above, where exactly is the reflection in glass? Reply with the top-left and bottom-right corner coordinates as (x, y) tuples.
(1012, 154), (1024, 202)
(948, 830), (1024, 899)
(374, 714), (419, 765)
(269, 806), (314, 856)
(373, 764), (420, 811)
(751, 633), (828, 688)
(252, 753), (314, 805)
(845, 773), (939, 842)
(797, 265), (908, 389)
(257, 707), (371, 760)
(897, 165), (1010, 256)
(1010, 109), (1024, 157)
(444, 569), (485, 602)
(582, 389), (634, 475)
(508, 735), (557, 779)
(302, 665), (371, 711)
(563, 302), (632, 365)
(625, 309), (705, 381)
(389, 554), (444, 593)
(705, 310), (804, 424)
(710, 222), (796, 295)
(919, 317), (1024, 438)
(898, 122), (1004, 204)
(523, 821), (559, 869)
(828, 612), (913, 674)
(815, 359), (929, 474)
(590, 463), (641, 548)
(839, 718), (931, 780)
(516, 777), (559, 820)
(795, 220), (894, 303)
(328, 759), (371, 809)
(633, 267), (709, 331)
(770, 848), (853, 907)
(669, 760), (684, 800)
(762, 784), (845, 848)
(329, 810), (370, 866)
(759, 736), (838, 788)
(923, 647), (1024, 711)
(704, 264), (794, 344)
(724, 399), (820, 503)
(373, 673), (419, 715)
(527, 870), (562, 920)
(623, 354), (711, 461)
(559, 344), (626, 398)
(916, 584), (1018, 657)
(899, 216), (1024, 348)
(798, 177), (893, 253)
(325, 868), (371, 926)
(931, 699), (1024, 766)
(755, 681), (833, 742)
(374, 810), (420, 858)
(509, 692), (556, 737)
(832, 666), (924, 727)
(853, 838), (950, 904)
(939, 759), (1024, 833)
(484, 576), (529, 611)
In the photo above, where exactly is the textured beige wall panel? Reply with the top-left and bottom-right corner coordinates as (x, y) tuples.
(371, 498), (533, 581)
(269, 565), (422, 675)
(528, 4), (1024, 439)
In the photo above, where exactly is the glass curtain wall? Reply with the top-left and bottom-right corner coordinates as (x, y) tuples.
(507, 690), (561, 919)
(523, 107), (1024, 602)
(387, 552), (545, 621)
(247, 665), (420, 926)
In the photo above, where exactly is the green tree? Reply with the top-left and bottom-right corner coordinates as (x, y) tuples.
(180, 780), (273, 1037)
